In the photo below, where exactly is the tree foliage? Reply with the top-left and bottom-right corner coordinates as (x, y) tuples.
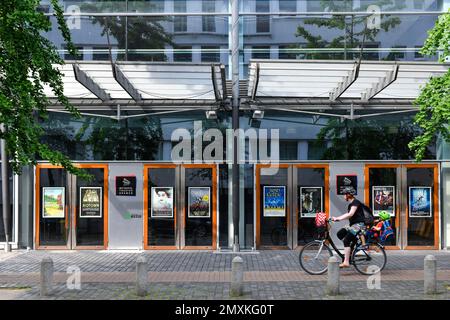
(295, 0), (402, 60)
(81, 1), (173, 61)
(408, 11), (450, 161)
(315, 116), (433, 160)
(0, 0), (89, 178)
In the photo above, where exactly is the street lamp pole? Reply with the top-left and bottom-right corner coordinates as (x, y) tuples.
(231, 0), (240, 252)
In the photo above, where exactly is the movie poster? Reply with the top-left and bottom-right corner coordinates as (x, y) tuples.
(263, 186), (286, 217)
(409, 187), (432, 218)
(80, 187), (102, 218)
(336, 175), (358, 195)
(188, 187), (211, 218)
(300, 187), (323, 218)
(372, 186), (395, 217)
(151, 187), (174, 218)
(42, 187), (65, 218)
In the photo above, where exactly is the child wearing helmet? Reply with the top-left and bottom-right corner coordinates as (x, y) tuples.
(369, 211), (393, 242)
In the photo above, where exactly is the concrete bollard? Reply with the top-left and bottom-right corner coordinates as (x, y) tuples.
(136, 255), (148, 297)
(326, 256), (340, 296)
(40, 257), (54, 297)
(424, 255), (437, 295)
(230, 256), (244, 297)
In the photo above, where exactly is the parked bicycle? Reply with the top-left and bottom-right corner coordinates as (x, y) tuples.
(299, 216), (387, 275)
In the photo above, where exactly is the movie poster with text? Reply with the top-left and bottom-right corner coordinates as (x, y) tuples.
(300, 187), (323, 218)
(372, 186), (395, 217)
(263, 186), (286, 217)
(188, 187), (211, 218)
(151, 187), (174, 218)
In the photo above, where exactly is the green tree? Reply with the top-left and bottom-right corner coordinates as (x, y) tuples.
(0, 0), (87, 177)
(408, 11), (450, 161)
(82, 0), (173, 61)
(315, 116), (433, 160)
(295, 0), (403, 60)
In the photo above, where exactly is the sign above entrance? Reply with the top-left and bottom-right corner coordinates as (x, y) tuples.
(336, 175), (358, 195)
(115, 176), (137, 196)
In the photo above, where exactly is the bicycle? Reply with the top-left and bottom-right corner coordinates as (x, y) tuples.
(299, 217), (387, 275)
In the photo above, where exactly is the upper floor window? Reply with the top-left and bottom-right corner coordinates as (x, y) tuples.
(174, 46), (192, 62)
(279, 0), (297, 13)
(201, 46), (221, 62)
(256, 0), (270, 33)
(202, 0), (216, 32)
(174, 0), (187, 32)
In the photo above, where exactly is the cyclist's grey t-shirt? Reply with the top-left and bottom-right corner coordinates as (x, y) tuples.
(348, 199), (365, 226)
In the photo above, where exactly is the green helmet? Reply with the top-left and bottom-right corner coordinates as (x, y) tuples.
(378, 211), (390, 221)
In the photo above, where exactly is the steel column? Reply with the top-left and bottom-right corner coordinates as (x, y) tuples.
(231, 0), (240, 252)
(1, 124), (11, 251)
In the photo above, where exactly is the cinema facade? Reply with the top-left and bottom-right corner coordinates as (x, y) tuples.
(1, 0), (450, 251)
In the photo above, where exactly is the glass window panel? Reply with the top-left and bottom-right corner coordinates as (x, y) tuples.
(0, 164), (13, 243)
(259, 168), (288, 246)
(368, 167), (398, 246)
(185, 168), (213, 246)
(256, 0), (270, 33)
(76, 168), (105, 246)
(39, 168), (68, 246)
(407, 167), (436, 246)
(297, 167), (325, 246)
(148, 168), (176, 246)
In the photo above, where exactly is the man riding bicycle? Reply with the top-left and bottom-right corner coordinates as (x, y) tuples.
(331, 187), (366, 268)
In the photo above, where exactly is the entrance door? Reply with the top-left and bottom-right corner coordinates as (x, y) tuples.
(256, 164), (290, 249)
(35, 164), (108, 249)
(364, 163), (439, 250)
(295, 164), (329, 248)
(143, 164), (217, 250)
(182, 164), (217, 250)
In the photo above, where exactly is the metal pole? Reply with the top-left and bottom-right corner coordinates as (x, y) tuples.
(231, 0), (240, 252)
(0, 124), (11, 252)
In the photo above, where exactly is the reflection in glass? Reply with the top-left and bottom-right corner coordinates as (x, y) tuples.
(148, 168), (176, 246)
(0, 164), (13, 243)
(369, 168), (397, 246)
(407, 167), (435, 246)
(297, 167), (325, 245)
(260, 168), (288, 246)
(185, 168), (213, 246)
(39, 168), (67, 246)
(76, 168), (105, 246)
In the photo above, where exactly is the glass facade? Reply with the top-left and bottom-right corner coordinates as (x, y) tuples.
(18, 0), (449, 250)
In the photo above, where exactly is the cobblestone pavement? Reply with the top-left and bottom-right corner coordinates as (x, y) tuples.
(0, 250), (448, 300)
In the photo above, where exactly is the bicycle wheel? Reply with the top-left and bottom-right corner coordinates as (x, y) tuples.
(352, 242), (387, 275)
(299, 240), (333, 275)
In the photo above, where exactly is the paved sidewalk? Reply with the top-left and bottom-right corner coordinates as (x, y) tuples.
(0, 250), (449, 300)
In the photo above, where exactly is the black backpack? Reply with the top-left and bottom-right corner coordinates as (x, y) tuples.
(361, 204), (375, 225)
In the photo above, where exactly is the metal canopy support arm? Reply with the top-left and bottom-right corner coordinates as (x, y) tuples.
(113, 64), (143, 102)
(211, 64), (222, 101)
(361, 64), (399, 101)
(73, 64), (111, 102)
(250, 63), (260, 101)
(329, 62), (360, 101)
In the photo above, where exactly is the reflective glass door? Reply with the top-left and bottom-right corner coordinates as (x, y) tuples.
(182, 164), (217, 249)
(144, 164), (177, 249)
(36, 164), (108, 249)
(256, 165), (290, 248)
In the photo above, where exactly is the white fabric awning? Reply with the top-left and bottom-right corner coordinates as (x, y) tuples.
(247, 59), (449, 103)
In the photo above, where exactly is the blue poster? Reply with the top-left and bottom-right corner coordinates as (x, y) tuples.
(263, 186), (286, 217)
(409, 187), (432, 218)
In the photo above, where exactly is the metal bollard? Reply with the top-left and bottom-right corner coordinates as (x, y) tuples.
(40, 257), (54, 297)
(230, 256), (244, 297)
(136, 255), (148, 297)
(424, 255), (437, 295)
(326, 256), (340, 296)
